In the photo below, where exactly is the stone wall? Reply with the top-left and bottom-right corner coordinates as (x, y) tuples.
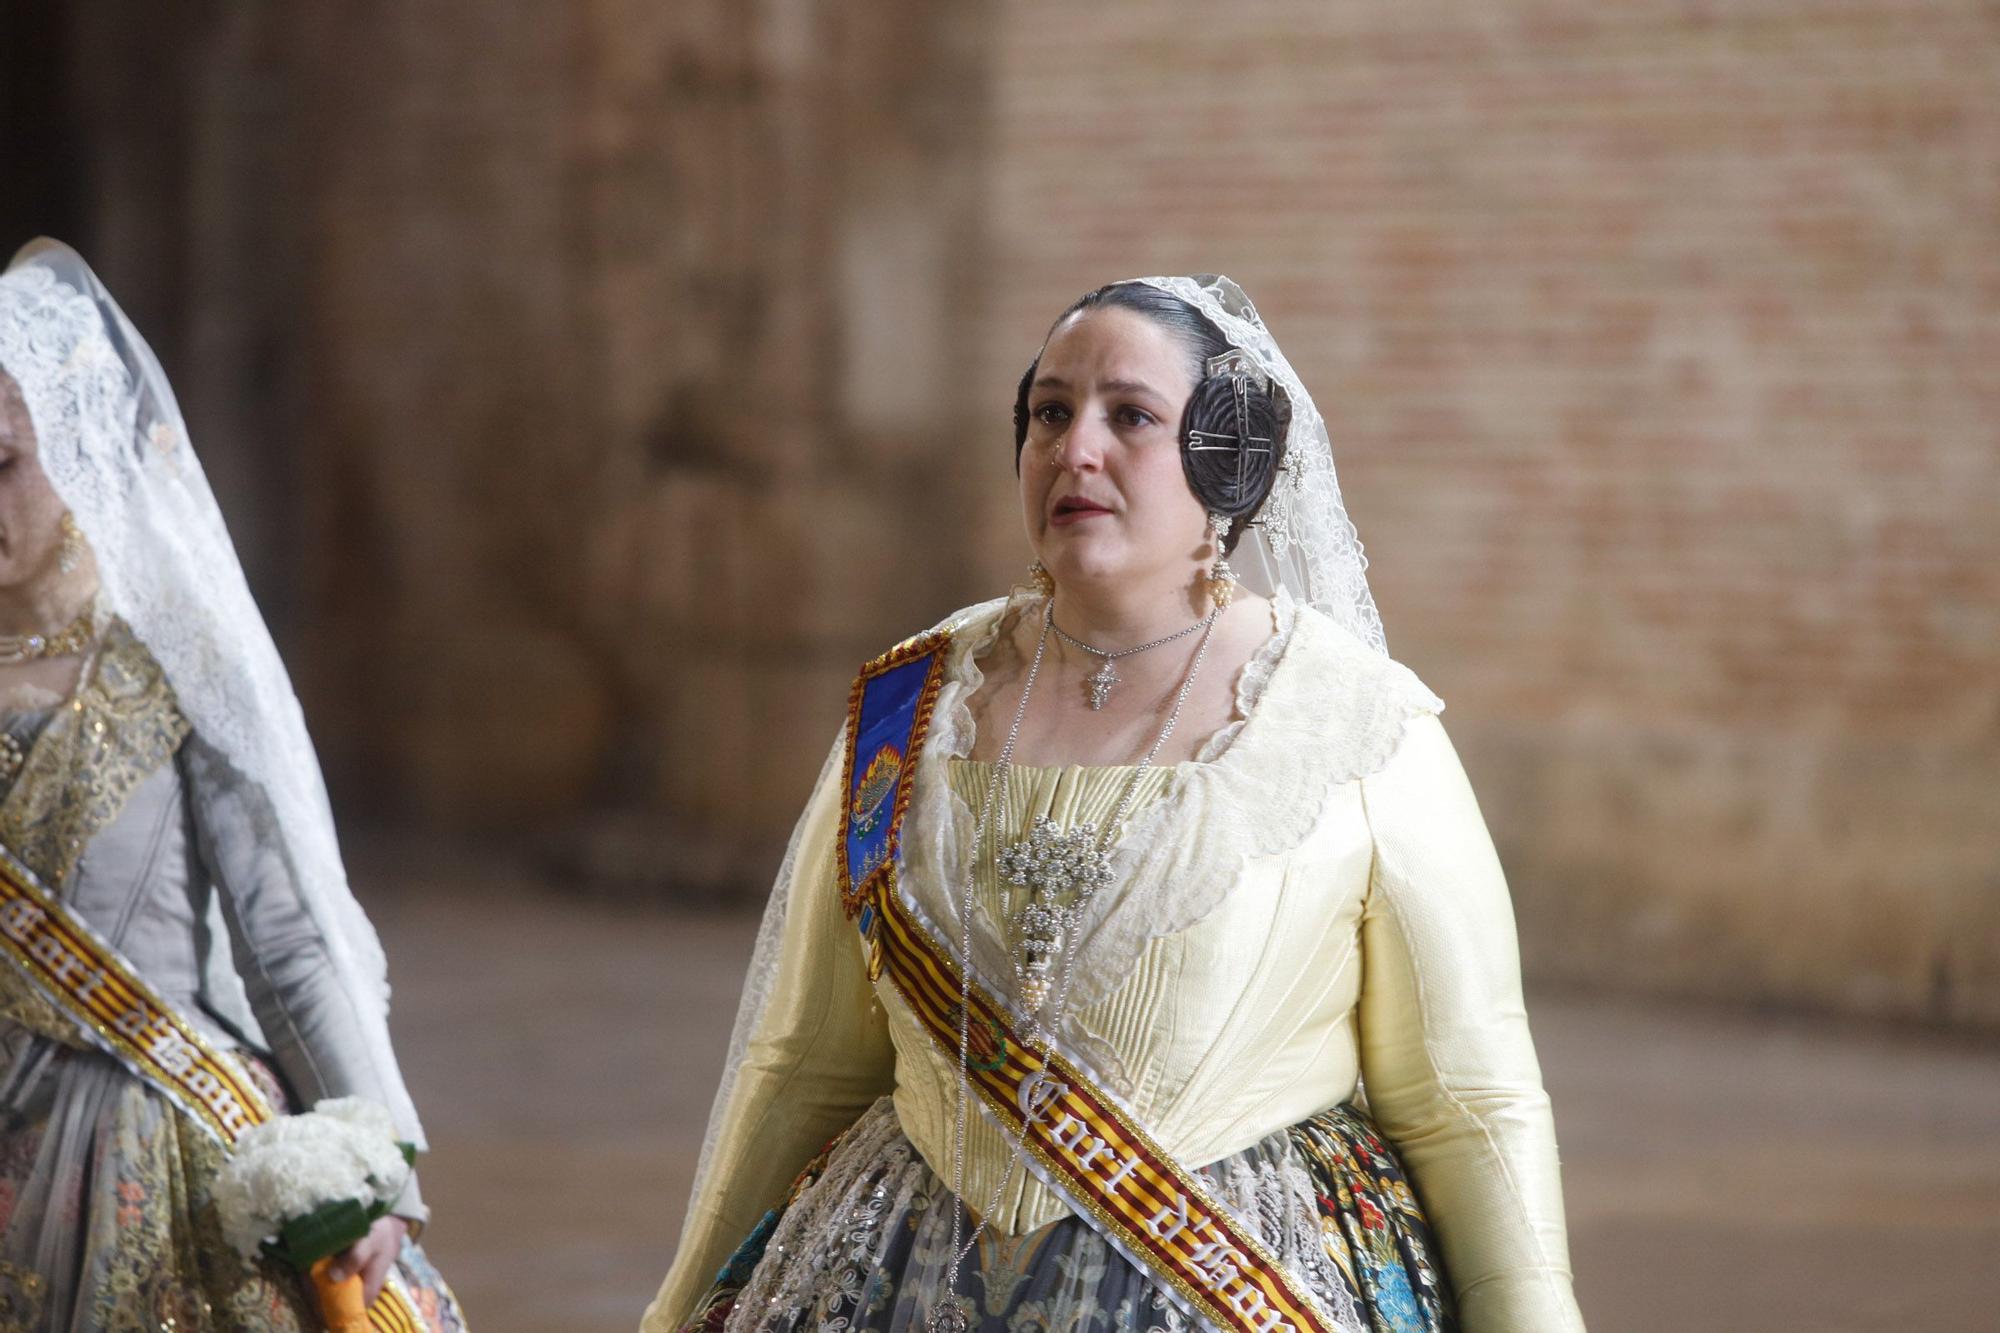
(9, 2), (1996, 1024)
(19, 2), (999, 892)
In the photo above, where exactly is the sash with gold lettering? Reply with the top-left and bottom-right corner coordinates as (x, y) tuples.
(839, 630), (1342, 1333)
(0, 846), (428, 1333)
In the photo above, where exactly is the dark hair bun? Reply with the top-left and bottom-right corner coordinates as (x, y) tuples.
(1179, 369), (1288, 551)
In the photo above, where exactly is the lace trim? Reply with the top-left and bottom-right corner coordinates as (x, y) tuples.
(1132, 276), (1388, 654)
(1193, 588), (1297, 764)
(729, 1098), (928, 1328)
(898, 590), (1444, 1042)
(1205, 1142), (1368, 1333)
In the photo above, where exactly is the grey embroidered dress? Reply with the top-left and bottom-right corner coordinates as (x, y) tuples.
(0, 622), (463, 1332)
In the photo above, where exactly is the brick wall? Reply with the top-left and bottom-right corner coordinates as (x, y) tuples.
(969, 1), (2000, 1024)
(19, 3), (1997, 1024)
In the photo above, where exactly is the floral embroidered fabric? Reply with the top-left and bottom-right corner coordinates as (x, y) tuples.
(0, 1039), (466, 1332)
(675, 1097), (1456, 1333)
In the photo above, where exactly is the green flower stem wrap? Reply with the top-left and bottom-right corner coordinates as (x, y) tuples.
(265, 1143), (418, 1269)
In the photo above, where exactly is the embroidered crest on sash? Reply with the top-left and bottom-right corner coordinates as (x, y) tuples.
(836, 629), (951, 922)
(850, 744), (903, 836)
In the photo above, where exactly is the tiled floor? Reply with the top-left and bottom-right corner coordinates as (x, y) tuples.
(357, 852), (2000, 1333)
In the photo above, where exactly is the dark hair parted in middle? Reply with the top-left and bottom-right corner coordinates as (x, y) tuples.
(1013, 282), (1287, 553)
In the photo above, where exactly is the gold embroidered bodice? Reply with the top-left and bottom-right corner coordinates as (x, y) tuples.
(0, 620), (189, 1044)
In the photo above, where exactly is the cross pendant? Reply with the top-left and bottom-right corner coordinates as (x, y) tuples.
(1086, 658), (1119, 710)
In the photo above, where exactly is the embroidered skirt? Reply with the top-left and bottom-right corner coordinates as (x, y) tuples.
(0, 1032), (466, 1333)
(678, 1097), (1456, 1333)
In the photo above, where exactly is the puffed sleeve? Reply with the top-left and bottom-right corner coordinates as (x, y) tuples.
(1356, 713), (1585, 1331)
(642, 729), (899, 1331)
(179, 734), (430, 1223)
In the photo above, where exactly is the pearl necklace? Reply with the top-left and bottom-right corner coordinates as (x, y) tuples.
(0, 600), (95, 666)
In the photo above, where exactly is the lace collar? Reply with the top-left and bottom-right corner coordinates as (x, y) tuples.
(898, 588), (1444, 1019)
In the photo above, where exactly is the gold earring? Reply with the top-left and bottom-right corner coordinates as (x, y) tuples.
(57, 512), (84, 575)
(1205, 513), (1236, 609)
(1026, 559), (1056, 598)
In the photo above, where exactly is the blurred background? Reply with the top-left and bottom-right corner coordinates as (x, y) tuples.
(4, 2), (1996, 1330)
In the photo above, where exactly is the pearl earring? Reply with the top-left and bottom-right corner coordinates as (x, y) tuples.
(1205, 513), (1237, 609)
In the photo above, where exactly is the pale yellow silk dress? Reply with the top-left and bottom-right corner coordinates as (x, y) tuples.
(647, 593), (1586, 1332)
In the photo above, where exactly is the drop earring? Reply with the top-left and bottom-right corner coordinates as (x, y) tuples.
(1026, 559), (1056, 598)
(1205, 513), (1237, 609)
(57, 512), (84, 575)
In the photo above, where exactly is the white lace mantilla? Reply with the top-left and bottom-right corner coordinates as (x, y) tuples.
(899, 589), (1444, 1025)
(0, 243), (421, 1145)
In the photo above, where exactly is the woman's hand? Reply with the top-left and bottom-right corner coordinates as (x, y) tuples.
(326, 1215), (409, 1307)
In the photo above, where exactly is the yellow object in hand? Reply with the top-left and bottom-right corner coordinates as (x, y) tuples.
(309, 1255), (370, 1332)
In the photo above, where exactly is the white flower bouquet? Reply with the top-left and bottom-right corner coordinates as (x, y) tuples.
(212, 1097), (415, 1331)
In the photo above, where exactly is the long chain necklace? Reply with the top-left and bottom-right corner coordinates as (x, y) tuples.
(0, 598), (95, 666)
(1050, 608), (1217, 710)
(1002, 604), (1220, 1024)
(931, 599), (1220, 1333)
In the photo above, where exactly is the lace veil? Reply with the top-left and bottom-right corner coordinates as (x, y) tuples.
(674, 274), (1406, 1247)
(1131, 274), (1386, 651)
(0, 239), (423, 1144)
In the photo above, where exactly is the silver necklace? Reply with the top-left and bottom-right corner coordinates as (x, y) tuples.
(1002, 605), (1219, 1025)
(931, 601), (1219, 1333)
(1049, 606), (1218, 710)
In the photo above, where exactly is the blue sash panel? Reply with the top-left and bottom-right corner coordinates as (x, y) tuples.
(836, 630), (952, 939)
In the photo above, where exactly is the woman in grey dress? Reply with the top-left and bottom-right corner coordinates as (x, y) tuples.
(0, 240), (464, 1331)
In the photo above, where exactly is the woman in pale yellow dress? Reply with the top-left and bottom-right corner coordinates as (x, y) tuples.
(646, 276), (1586, 1333)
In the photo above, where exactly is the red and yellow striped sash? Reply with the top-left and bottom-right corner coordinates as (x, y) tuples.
(840, 628), (1339, 1333)
(0, 847), (428, 1332)
(867, 876), (1340, 1333)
